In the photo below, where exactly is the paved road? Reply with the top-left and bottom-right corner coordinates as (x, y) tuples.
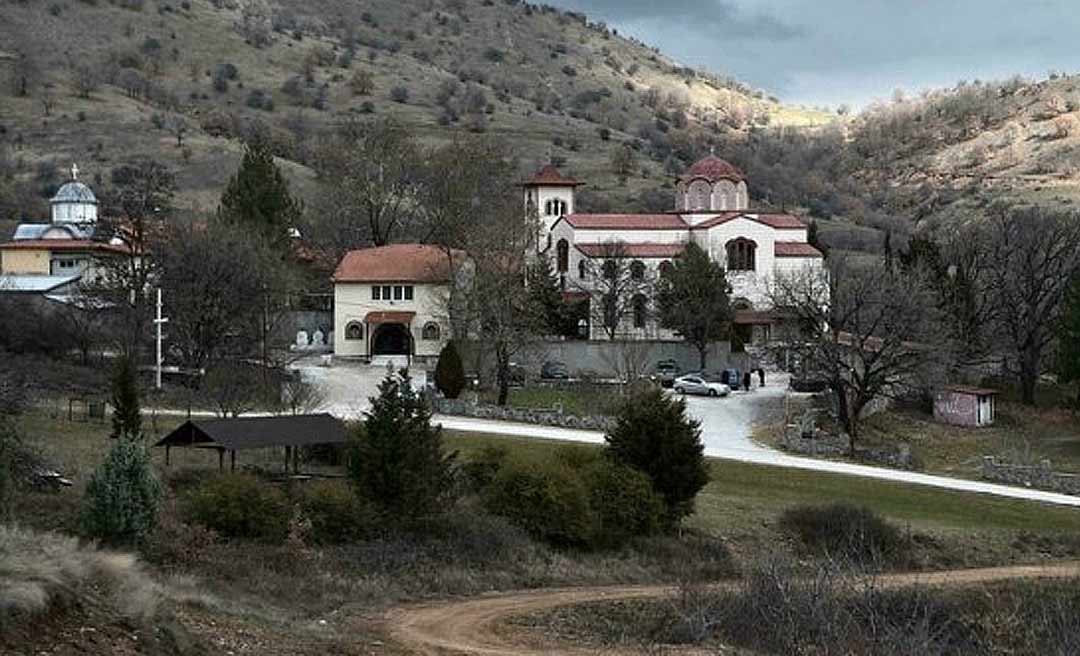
(296, 359), (1080, 508)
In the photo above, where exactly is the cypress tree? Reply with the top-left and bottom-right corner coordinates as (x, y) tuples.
(434, 341), (466, 399)
(218, 137), (303, 245)
(110, 357), (142, 440)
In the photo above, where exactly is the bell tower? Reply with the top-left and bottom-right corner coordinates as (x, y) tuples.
(522, 164), (582, 251)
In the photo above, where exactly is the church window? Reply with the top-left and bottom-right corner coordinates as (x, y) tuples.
(689, 181), (711, 210)
(630, 260), (646, 280)
(372, 286), (381, 300)
(578, 259), (588, 279)
(726, 238), (757, 271)
(545, 199), (567, 216)
(345, 322), (364, 341)
(422, 323), (441, 341)
(556, 239), (569, 273)
(632, 294), (648, 329)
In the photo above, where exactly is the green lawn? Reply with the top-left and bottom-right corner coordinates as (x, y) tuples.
(479, 385), (620, 417)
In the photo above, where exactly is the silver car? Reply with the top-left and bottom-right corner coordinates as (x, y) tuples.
(673, 374), (730, 397)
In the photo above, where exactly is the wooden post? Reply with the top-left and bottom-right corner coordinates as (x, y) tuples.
(218, 449), (224, 471)
(285, 445), (291, 473)
(293, 447), (299, 474)
(230, 450), (236, 473)
(165, 445), (170, 467)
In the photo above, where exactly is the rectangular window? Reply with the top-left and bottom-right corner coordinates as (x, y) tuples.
(372, 286), (381, 300)
(393, 285), (403, 300)
(404, 286), (414, 300)
(382, 285), (392, 300)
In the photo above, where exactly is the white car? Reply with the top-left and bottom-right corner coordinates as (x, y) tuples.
(673, 374), (730, 397)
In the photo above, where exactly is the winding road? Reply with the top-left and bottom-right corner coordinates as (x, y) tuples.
(381, 562), (1080, 655)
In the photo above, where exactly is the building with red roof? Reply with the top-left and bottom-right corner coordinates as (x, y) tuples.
(526, 154), (824, 342)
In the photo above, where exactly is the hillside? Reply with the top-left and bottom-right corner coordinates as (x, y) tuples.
(0, 0), (833, 230)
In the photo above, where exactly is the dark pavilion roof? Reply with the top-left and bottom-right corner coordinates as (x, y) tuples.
(154, 414), (349, 451)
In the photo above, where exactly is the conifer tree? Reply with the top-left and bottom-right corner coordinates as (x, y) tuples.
(655, 242), (732, 370)
(219, 137), (303, 246)
(110, 357), (142, 440)
(434, 341), (466, 399)
(1059, 274), (1080, 408)
(349, 369), (457, 521)
(527, 253), (568, 336)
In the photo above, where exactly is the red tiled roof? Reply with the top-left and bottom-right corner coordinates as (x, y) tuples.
(564, 214), (688, 230)
(691, 212), (807, 231)
(774, 242), (824, 258)
(332, 244), (464, 283)
(734, 310), (776, 325)
(365, 311), (416, 324)
(680, 155), (745, 183)
(944, 385), (999, 396)
(523, 165), (583, 187)
(0, 239), (130, 254)
(575, 242), (685, 259)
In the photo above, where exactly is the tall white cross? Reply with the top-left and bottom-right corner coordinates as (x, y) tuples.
(70, 163), (79, 180)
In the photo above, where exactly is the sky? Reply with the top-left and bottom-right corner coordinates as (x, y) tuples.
(546, 0), (1080, 109)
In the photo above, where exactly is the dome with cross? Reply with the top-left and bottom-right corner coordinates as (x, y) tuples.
(50, 164), (98, 224)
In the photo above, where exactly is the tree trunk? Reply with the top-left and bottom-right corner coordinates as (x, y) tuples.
(834, 383), (857, 456)
(1020, 346), (1040, 406)
(495, 352), (510, 406)
(697, 343), (707, 371)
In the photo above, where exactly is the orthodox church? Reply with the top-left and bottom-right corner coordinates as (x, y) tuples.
(0, 165), (128, 297)
(523, 154), (824, 342)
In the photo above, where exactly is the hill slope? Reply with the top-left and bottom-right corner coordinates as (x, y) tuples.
(0, 0), (832, 226)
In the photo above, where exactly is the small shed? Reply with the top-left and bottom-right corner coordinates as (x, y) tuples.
(154, 414), (349, 472)
(933, 386), (998, 428)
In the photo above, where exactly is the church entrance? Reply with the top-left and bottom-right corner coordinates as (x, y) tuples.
(371, 323), (412, 356)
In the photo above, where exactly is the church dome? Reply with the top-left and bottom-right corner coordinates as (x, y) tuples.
(51, 180), (98, 205)
(681, 155), (745, 183)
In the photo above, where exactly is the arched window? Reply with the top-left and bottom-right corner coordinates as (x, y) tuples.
(658, 260), (674, 278)
(630, 260), (646, 280)
(422, 322), (441, 341)
(632, 294), (648, 328)
(345, 322), (364, 341)
(578, 259), (588, 279)
(556, 239), (569, 273)
(726, 238), (757, 271)
(689, 181), (711, 210)
(544, 198), (566, 216)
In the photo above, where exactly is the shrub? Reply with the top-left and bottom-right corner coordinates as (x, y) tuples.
(298, 480), (374, 544)
(349, 370), (457, 522)
(183, 474), (288, 542)
(81, 439), (163, 545)
(605, 389), (708, 527)
(390, 85), (410, 103)
(484, 457), (598, 547)
(434, 341), (466, 399)
(349, 69), (374, 95)
(779, 503), (909, 566)
(585, 459), (663, 548)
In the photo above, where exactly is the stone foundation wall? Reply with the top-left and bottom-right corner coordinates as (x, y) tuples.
(433, 397), (615, 432)
(981, 457), (1080, 496)
(779, 424), (916, 470)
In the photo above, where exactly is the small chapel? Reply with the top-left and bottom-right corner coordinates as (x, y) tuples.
(523, 154), (825, 343)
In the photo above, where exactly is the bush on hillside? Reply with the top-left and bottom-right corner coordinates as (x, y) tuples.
(183, 474), (288, 542)
(605, 389), (709, 527)
(298, 480), (375, 544)
(779, 503), (909, 566)
(81, 439), (163, 546)
(484, 457), (598, 548)
(434, 341), (466, 399)
(585, 459), (663, 548)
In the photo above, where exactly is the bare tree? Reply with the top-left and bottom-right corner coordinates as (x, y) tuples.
(165, 113), (188, 148)
(70, 64), (99, 99)
(770, 256), (945, 449)
(578, 241), (652, 340)
(40, 85), (54, 117)
(201, 362), (262, 418)
(276, 375), (326, 415)
(309, 118), (420, 254)
(8, 51), (39, 98)
(951, 204), (1080, 405)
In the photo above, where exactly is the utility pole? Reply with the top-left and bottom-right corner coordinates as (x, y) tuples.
(154, 288), (169, 389)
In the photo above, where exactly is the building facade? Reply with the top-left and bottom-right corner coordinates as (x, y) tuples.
(332, 244), (462, 361)
(523, 155), (825, 342)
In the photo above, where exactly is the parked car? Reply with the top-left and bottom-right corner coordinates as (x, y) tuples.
(673, 374), (730, 397)
(652, 359), (681, 388)
(540, 361), (570, 380)
(720, 368), (742, 390)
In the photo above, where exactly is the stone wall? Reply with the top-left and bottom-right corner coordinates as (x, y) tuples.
(433, 397), (615, 432)
(779, 422), (916, 470)
(981, 457), (1080, 496)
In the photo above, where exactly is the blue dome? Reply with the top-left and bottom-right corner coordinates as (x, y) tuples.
(51, 181), (97, 204)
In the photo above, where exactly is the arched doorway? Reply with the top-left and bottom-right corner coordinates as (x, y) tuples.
(371, 323), (412, 356)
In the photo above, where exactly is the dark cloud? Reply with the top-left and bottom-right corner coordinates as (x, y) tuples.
(547, 0), (1080, 108)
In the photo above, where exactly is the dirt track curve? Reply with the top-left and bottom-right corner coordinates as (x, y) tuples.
(381, 562), (1080, 655)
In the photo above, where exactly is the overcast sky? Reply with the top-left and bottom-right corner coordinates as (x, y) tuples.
(546, 0), (1080, 109)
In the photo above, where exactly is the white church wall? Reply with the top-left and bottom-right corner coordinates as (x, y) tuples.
(334, 281), (451, 358)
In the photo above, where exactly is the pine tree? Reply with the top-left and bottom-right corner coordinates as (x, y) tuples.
(82, 438), (162, 545)
(434, 341), (467, 399)
(527, 254), (568, 336)
(349, 369), (457, 521)
(218, 137), (303, 246)
(110, 357), (142, 440)
(604, 388), (709, 528)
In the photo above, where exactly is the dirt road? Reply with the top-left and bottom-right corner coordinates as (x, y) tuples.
(381, 562), (1080, 655)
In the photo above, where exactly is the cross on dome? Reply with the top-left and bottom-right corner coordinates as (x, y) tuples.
(71, 163), (79, 180)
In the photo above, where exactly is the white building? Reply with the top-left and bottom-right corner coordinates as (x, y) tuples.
(524, 155), (825, 342)
(332, 244), (463, 362)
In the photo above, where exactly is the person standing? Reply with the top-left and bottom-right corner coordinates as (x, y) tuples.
(758, 368), (765, 387)
(742, 371), (752, 392)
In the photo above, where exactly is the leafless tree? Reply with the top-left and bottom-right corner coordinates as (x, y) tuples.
(7, 51), (38, 98)
(166, 113), (188, 148)
(577, 241), (652, 340)
(276, 374), (326, 415)
(947, 204), (1080, 404)
(201, 362), (263, 418)
(309, 118), (420, 253)
(70, 64), (99, 99)
(40, 85), (55, 117)
(116, 68), (147, 99)
(770, 256), (946, 449)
